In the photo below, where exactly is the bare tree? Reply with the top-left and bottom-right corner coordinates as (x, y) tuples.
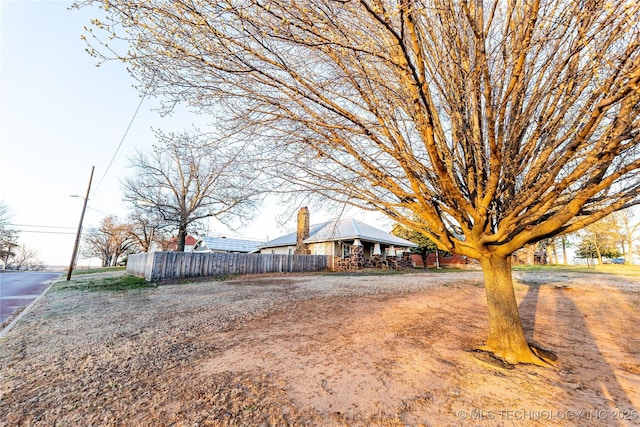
(0, 202), (12, 234)
(82, 228), (112, 267)
(83, 216), (137, 267)
(80, 0), (640, 364)
(613, 208), (640, 265)
(125, 209), (170, 253)
(122, 131), (263, 251)
(0, 202), (19, 269)
(0, 203), (44, 270)
(12, 244), (44, 271)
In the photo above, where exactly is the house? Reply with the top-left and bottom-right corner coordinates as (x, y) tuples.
(166, 235), (198, 252)
(413, 252), (471, 268)
(512, 250), (548, 265)
(259, 207), (418, 270)
(192, 236), (263, 253)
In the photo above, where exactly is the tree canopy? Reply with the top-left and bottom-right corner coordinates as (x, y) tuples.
(80, 0), (640, 364)
(122, 131), (263, 251)
(81, 0), (640, 259)
(82, 215), (137, 267)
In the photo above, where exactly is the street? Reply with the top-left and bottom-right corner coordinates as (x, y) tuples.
(0, 271), (62, 325)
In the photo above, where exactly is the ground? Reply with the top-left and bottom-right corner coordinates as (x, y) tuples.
(0, 269), (639, 426)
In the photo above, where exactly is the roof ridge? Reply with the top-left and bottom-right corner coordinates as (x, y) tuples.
(351, 218), (360, 236)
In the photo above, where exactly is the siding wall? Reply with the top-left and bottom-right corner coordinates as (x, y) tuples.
(127, 251), (330, 281)
(259, 246), (295, 255)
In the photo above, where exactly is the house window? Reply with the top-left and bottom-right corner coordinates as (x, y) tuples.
(342, 244), (351, 258)
(288, 248), (292, 255)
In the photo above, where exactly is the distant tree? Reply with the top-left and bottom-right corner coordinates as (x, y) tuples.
(575, 240), (597, 262)
(526, 238), (561, 265)
(613, 208), (640, 265)
(0, 202), (19, 269)
(125, 209), (169, 253)
(83, 216), (137, 267)
(541, 239), (559, 265)
(516, 244), (538, 266)
(576, 216), (622, 263)
(0, 203), (44, 270)
(392, 223), (438, 269)
(560, 235), (573, 266)
(0, 202), (12, 234)
(12, 244), (44, 271)
(122, 131), (263, 251)
(82, 0), (640, 365)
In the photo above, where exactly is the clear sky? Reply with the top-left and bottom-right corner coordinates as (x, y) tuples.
(0, 0), (389, 266)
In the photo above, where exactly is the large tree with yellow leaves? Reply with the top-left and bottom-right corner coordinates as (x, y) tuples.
(79, 0), (640, 364)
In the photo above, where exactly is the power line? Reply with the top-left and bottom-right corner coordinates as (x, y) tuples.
(15, 230), (77, 235)
(8, 223), (97, 235)
(93, 93), (147, 195)
(9, 224), (77, 230)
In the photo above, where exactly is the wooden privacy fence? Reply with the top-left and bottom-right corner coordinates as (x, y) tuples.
(126, 251), (330, 281)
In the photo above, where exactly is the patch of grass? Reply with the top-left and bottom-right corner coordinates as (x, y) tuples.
(71, 266), (126, 275)
(512, 264), (640, 277)
(55, 274), (153, 292)
(158, 273), (240, 286)
(591, 264), (640, 277)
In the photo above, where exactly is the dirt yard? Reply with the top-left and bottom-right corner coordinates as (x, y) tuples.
(1, 269), (639, 426)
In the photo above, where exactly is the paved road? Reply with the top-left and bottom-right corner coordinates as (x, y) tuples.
(0, 271), (62, 325)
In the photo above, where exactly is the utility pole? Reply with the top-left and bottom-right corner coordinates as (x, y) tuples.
(67, 166), (94, 281)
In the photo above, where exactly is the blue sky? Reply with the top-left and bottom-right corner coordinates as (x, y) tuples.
(1, 0), (181, 265)
(0, 0), (387, 266)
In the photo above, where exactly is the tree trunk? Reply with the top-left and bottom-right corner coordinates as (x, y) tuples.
(595, 247), (603, 265)
(545, 244), (553, 265)
(112, 250), (121, 266)
(551, 240), (559, 264)
(177, 224), (187, 252)
(525, 246), (536, 265)
(478, 255), (545, 365)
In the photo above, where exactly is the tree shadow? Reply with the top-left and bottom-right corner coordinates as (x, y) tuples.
(518, 283), (544, 348)
(518, 282), (638, 415)
(517, 283), (557, 363)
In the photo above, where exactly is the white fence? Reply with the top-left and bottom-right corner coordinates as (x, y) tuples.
(126, 251), (330, 281)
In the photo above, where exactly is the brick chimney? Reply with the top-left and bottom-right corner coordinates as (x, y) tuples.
(294, 207), (311, 254)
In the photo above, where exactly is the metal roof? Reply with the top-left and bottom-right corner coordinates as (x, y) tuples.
(259, 218), (418, 249)
(195, 236), (264, 253)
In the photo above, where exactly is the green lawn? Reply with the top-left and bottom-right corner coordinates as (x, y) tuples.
(55, 273), (152, 292)
(512, 263), (640, 277)
(71, 266), (126, 275)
